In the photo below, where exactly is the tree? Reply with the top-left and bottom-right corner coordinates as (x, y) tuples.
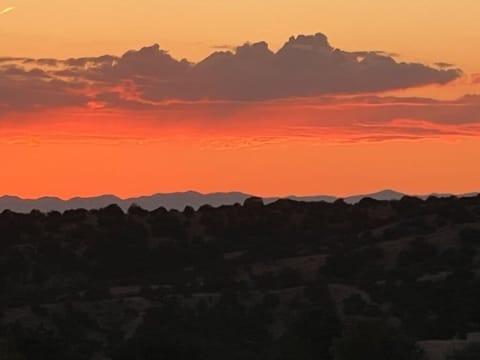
(447, 343), (480, 360)
(0, 338), (25, 360)
(332, 320), (423, 360)
(278, 309), (341, 360)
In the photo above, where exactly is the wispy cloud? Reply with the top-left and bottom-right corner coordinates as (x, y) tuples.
(0, 6), (14, 15)
(2, 94), (480, 144)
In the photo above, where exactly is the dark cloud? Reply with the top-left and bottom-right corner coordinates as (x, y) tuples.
(1, 83), (87, 110)
(22, 58), (60, 67)
(0, 57), (27, 63)
(435, 62), (455, 69)
(336, 95), (480, 126)
(353, 50), (400, 58)
(81, 33), (461, 106)
(0, 33), (464, 112)
(0, 69), (88, 113)
(2, 65), (51, 79)
(63, 55), (117, 68)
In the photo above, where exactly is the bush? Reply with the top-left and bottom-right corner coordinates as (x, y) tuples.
(332, 319), (423, 360)
(447, 343), (480, 360)
(0, 337), (25, 360)
(459, 227), (480, 246)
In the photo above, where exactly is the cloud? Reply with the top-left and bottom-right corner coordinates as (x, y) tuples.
(0, 6), (14, 15)
(3, 34), (480, 143)
(2, 91), (480, 144)
(0, 66), (88, 113)
(435, 62), (455, 69)
(0, 33), (462, 112)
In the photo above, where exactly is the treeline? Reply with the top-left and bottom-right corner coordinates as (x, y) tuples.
(0, 195), (479, 359)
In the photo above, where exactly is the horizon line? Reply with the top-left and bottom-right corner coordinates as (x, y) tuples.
(1, 188), (479, 202)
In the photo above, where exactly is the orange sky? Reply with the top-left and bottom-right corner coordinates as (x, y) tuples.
(2, 0), (480, 72)
(1, 1), (480, 198)
(2, 95), (480, 198)
(3, 133), (480, 199)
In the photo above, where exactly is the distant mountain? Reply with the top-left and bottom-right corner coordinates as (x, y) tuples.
(0, 190), (478, 213)
(342, 189), (406, 204)
(0, 192), (252, 213)
(265, 194), (338, 204)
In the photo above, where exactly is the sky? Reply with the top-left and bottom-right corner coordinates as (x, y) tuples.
(1, 0), (480, 198)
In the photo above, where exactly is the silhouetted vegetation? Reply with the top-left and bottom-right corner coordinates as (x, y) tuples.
(332, 319), (423, 360)
(1, 195), (480, 359)
(447, 343), (480, 360)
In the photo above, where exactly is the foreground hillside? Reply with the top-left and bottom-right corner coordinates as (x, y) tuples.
(1, 195), (480, 359)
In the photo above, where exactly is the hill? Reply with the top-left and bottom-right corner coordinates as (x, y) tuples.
(1, 195), (480, 359)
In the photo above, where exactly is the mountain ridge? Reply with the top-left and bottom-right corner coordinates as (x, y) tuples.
(0, 189), (478, 213)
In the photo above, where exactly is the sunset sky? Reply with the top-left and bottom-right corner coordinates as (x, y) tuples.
(1, 0), (480, 199)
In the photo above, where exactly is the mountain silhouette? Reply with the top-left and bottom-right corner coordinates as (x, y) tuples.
(0, 189), (478, 213)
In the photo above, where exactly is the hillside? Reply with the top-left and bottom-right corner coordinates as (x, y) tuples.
(1, 195), (480, 359)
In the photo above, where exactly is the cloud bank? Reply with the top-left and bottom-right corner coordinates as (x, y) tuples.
(0, 33), (462, 112)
